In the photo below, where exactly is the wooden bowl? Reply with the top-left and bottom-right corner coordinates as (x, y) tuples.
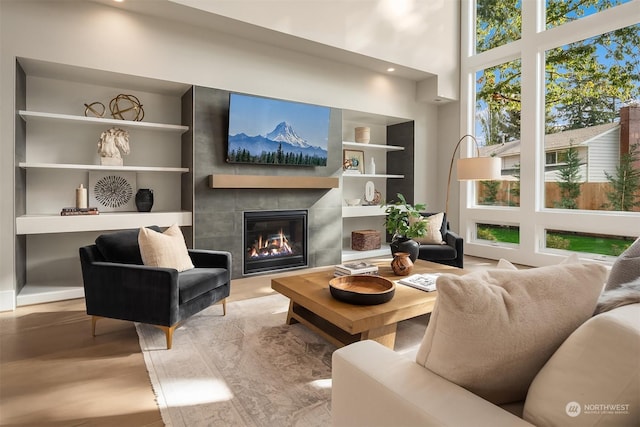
(329, 275), (395, 305)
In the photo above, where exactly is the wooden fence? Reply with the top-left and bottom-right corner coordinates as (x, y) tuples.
(476, 181), (640, 212)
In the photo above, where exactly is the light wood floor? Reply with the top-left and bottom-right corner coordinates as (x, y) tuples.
(0, 256), (499, 426)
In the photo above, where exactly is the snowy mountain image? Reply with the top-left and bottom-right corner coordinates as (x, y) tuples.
(266, 122), (311, 148)
(228, 121), (328, 166)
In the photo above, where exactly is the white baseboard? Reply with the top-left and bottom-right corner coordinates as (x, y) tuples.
(0, 290), (16, 312)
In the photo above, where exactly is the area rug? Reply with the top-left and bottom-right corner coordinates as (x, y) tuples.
(136, 293), (428, 427)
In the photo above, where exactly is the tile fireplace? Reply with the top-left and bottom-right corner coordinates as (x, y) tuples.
(243, 210), (308, 275)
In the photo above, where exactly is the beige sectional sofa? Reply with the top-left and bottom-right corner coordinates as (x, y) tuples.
(332, 303), (639, 427)
(332, 241), (640, 427)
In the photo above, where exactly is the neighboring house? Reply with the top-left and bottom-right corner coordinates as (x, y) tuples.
(479, 105), (639, 182)
(480, 122), (619, 182)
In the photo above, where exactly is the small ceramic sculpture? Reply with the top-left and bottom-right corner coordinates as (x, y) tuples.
(97, 127), (130, 166)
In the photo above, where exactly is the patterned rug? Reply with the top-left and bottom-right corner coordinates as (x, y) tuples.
(136, 293), (428, 427)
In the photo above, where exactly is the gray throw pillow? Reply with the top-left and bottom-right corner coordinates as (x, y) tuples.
(605, 237), (640, 291)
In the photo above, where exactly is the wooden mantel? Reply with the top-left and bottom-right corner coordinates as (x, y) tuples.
(209, 174), (339, 189)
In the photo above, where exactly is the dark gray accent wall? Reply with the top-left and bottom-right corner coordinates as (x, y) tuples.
(387, 121), (415, 204)
(15, 61), (27, 295)
(191, 86), (343, 278)
(386, 121), (416, 241)
(181, 86), (194, 248)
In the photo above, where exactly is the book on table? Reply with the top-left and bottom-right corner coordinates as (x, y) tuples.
(334, 261), (379, 277)
(396, 273), (442, 292)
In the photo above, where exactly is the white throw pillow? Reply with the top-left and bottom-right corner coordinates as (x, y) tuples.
(415, 263), (607, 405)
(138, 224), (194, 272)
(523, 303), (640, 427)
(412, 212), (444, 245)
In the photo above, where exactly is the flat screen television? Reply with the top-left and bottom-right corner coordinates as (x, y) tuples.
(227, 93), (330, 166)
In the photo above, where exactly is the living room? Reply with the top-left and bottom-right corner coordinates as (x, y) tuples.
(2, 0), (639, 426)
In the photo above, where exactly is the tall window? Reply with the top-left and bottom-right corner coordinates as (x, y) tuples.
(546, 0), (633, 29)
(544, 26), (640, 213)
(461, 0), (639, 263)
(476, 0), (521, 53)
(475, 60), (521, 208)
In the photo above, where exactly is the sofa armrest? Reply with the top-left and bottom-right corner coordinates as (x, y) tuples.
(80, 255), (180, 326)
(188, 249), (232, 270)
(444, 229), (462, 251)
(332, 340), (533, 427)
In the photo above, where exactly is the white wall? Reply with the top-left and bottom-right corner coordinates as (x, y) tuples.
(170, 0), (460, 100)
(0, 0), (448, 307)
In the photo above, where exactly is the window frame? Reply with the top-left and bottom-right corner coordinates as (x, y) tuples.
(460, 0), (639, 266)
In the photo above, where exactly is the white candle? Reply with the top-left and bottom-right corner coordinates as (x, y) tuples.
(76, 184), (88, 209)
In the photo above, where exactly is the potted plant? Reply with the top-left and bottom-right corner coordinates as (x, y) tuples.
(383, 193), (427, 261)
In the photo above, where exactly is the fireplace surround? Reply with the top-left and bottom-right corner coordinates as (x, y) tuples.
(243, 210), (308, 275)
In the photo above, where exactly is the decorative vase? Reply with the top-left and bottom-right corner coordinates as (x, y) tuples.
(135, 188), (154, 212)
(355, 126), (370, 143)
(390, 236), (420, 262)
(391, 252), (414, 276)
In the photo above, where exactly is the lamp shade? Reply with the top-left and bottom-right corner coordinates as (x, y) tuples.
(456, 157), (502, 181)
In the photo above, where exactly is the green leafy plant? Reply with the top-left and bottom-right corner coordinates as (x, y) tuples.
(547, 234), (571, 250)
(383, 193), (427, 239)
(554, 144), (582, 209)
(477, 227), (497, 241)
(605, 142), (640, 211)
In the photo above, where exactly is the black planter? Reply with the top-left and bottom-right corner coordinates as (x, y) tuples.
(390, 237), (420, 262)
(135, 189), (154, 212)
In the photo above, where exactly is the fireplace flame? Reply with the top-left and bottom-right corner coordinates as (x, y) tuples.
(248, 228), (294, 258)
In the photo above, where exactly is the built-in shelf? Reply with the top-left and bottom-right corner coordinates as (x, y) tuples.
(16, 211), (192, 235)
(343, 173), (404, 179)
(18, 110), (189, 133)
(342, 141), (404, 151)
(17, 282), (85, 307)
(209, 174), (339, 189)
(342, 205), (386, 217)
(18, 162), (189, 173)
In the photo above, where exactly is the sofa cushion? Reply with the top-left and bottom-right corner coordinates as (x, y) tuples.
(178, 268), (230, 304)
(138, 224), (194, 272)
(417, 244), (456, 261)
(605, 237), (640, 291)
(523, 303), (640, 427)
(413, 212), (445, 245)
(415, 263), (607, 405)
(95, 225), (161, 264)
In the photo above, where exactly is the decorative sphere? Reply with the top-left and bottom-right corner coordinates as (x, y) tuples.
(109, 94), (144, 121)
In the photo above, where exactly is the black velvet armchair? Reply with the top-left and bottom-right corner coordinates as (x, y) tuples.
(79, 226), (231, 349)
(416, 212), (464, 269)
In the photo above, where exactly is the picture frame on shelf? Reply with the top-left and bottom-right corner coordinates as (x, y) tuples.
(343, 149), (364, 174)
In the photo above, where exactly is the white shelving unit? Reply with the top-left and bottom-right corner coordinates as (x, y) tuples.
(18, 110), (189, 132)
(341, 111), (412, 261)
(14, 58), (192, 306)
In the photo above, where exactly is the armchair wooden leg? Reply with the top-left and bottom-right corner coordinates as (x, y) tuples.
(156, 325), (176, 350)
(91, 316), (102, 337)
(221, 298), (227, 316)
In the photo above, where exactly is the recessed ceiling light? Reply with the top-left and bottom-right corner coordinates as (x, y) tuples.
(387, 67), (395, 72)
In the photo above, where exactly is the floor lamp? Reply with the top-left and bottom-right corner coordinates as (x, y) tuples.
(445, 134), (502, 215)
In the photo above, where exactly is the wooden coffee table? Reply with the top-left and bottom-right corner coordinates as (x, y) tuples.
(271, 259), (465, 349)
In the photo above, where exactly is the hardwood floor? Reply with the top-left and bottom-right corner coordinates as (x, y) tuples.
(0, 256), (499, 426)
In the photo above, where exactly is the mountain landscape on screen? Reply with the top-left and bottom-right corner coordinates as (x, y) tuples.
(228, 121), (328, 166)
